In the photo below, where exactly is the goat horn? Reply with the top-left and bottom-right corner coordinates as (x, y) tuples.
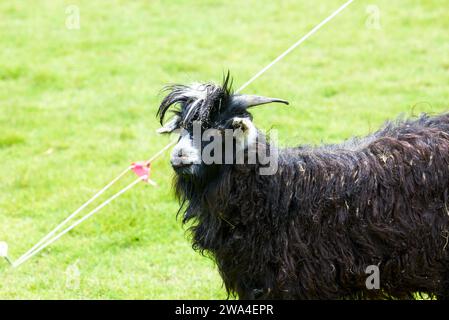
(232, 94), (289, 109)
(157, 115), (181, 134)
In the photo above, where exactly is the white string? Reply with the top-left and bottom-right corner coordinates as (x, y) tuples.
(146, 140), (177, 164)
(13, 140), (176, 267)
(236, 0), (354, 94)
(10, 0), (354, 267)
(13, 177), (144, 268)
(13, 167), (131, 266)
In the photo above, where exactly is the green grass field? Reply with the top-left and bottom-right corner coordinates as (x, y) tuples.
(0, 0), (448, 299)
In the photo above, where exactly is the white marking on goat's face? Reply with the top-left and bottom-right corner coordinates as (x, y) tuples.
(170, 130), (201, 169)
(232, 117), (258, 150)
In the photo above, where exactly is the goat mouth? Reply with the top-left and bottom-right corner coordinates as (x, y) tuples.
(172, 163), (194, 174)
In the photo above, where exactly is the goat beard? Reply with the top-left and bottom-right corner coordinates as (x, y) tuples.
(174, 163), (234, 224)
(174, 141), (271, 225)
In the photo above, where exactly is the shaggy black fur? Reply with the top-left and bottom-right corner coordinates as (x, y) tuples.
(157, 74), (449, 299)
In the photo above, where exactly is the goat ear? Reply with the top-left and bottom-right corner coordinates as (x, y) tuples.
(156, 115), (181, 134)
(231, 94), (289, 109)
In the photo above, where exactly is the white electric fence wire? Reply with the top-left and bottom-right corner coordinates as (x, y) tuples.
(13, 177), (144, 268)
(13, 167), (131, 266)
(13, 140), (176, 267)
(236, 0), (354, 94)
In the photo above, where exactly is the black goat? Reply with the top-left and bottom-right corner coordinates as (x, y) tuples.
(157, 74), (449, 299)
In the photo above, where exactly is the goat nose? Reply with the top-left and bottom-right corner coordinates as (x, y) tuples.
(176, 149), (184, 157)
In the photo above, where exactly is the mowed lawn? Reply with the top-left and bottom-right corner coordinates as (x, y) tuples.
(0, 0), (448, 299)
